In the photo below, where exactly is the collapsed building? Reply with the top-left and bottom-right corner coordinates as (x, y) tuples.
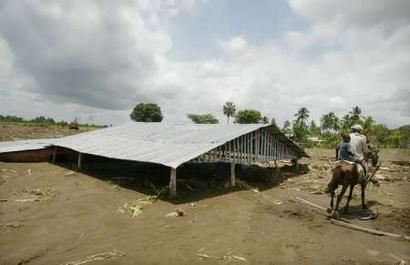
(0, 122), (308, 197)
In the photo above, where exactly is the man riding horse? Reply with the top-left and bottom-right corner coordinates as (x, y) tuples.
(326, 125), (380, 217)
(349, 124), (368, 177)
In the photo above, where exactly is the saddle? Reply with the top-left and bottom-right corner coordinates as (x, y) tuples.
(332, 160), (367, 182)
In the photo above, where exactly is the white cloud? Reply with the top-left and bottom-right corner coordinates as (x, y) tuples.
(0, 0), (409, 128)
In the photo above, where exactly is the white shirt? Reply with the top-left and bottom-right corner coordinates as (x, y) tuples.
(349, 132), (367, 161)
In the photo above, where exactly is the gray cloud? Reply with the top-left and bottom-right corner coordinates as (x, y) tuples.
(0, 0), (409, 128)
(0, 0), (172, 110)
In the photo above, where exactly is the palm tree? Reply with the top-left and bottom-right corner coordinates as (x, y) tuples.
(309, 120), (320, 136)
(349, 106), (362, 124)
(294, 107), (310, 142)
(360, 116), (375, 136)
(340, 114), (352, 131)
(320, 112), (339, 132)
(294, 107), (310, 127)
(223, 102), (236, 124)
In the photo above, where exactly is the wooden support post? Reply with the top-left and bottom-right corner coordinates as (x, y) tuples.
(77, 152), (82, 170)
(52, 147), (57, 163)
(170, 167), (177, 198)
(255, 130), (259, 160)
(274, 160), (280, 177)
(230, 161), (236, 187)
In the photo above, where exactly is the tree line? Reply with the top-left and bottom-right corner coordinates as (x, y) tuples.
(129, 103), (409, 148)
(129, 102), (270, 125)
(282, 106), (409, 148)
(0, 114), (104, 129)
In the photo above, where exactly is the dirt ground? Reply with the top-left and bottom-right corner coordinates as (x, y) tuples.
(0, 148), (409, 265)
(0, 124), (92, 141)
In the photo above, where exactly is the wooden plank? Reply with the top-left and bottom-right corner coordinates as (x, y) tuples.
(224, 142), (228, 161)
(250, 131), (254, 162)
(232, 140), (235, 161)
(263, 130), (268, 161)
(170, 167), (177, 198)
(255, 130), (259, 160)
(246, 133), (250, 164)
(239, 135), (246, 164)
(236, 137), (240, 163)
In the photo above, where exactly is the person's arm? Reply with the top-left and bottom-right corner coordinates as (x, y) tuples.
(336, 143), (341, 160)
(362, 137), (368, 159)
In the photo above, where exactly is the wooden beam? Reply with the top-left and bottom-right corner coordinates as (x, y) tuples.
(274, 159), (280, 177)
(170, 167), (177, 198)
(263, 130), (268, 161)
(255, 130), (259, 160)
(77, 152), (82, 170)
(230, 162), (236, 187)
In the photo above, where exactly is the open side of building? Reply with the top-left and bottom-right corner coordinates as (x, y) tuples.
(0, 122), (308, 197)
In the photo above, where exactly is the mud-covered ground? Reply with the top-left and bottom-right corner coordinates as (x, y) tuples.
(0, 148), (409, 265)
(0, 124), (96, 141)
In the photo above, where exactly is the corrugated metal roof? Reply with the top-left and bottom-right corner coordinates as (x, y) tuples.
(52, 123), (270, 168)
(0, 123), (308, 168)
(0, 138), (55, 153)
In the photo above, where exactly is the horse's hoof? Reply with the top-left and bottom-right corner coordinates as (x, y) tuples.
(362, 205), (367, 210)
(326, 208), (332, 214)
(331, 211), (340, 219)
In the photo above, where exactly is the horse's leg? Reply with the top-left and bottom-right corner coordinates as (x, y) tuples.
(335, 184), (348, 213)
(344, 184), (355, 213)
(330, 190), (335, 209)
(361, 182), (367, 209)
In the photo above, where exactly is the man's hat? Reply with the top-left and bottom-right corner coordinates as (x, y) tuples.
(352, 124), (363, 131)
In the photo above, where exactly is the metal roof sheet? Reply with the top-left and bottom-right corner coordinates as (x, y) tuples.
(1, 123), (308, 168)
(0, 138), (55, 153)
(52, 123), (270, 168)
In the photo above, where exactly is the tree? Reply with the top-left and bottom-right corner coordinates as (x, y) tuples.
(320, 112), (339, 132)
(130, 103), (163, 122)
(349, 106), (362, 125)
(360, 116), (375, 137)
(223, 102), (236, 124)
(187, 114), (219, 124)
(271, 118), (277, 126)
(282, 120), (292, 135)
(340, 114), (353, 131)
(294, 107), (310, 127)
(293, 107), (310, 142)
(235, 109), (262, 124)
(309, 120), (320, 136)
(262, 116), (269, 124)
(368, 124), (390, 147)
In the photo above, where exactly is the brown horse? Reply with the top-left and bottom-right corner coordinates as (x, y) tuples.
(325, 146), (379, 217)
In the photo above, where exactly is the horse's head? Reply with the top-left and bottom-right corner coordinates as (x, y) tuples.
(367, 145), (379, 167)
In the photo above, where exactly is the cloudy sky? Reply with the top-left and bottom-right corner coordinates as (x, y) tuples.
(0, 0), (409, 127)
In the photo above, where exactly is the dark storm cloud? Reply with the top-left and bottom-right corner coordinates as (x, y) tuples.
(0, 1), (169, 110)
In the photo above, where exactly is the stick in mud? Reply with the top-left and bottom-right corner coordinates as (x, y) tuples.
(61, 249), (124, 265)
(330, 219), (410, 241)
(294, 197), (410, 241)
